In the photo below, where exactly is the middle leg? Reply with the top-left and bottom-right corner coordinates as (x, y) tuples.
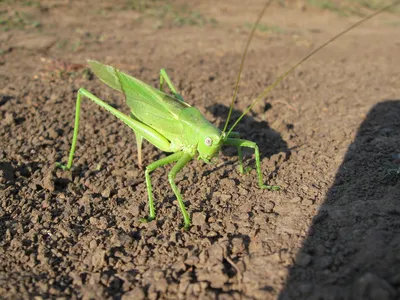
(144, 151), (185, 222)
(224, 138), (280, 190)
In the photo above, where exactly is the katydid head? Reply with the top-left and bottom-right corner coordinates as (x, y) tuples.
(197, 128), (227, 163)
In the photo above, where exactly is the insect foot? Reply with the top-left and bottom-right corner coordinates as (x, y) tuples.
(139, 217), (155, 224)
(55, 162), (70, 171)
(261, 184), (280, 191)
(239, 165), (252, 174)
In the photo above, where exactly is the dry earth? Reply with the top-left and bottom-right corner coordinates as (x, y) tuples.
(1, 1), (400, 299)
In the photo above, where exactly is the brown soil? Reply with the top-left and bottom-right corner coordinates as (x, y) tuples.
(1, 1), (399, 299)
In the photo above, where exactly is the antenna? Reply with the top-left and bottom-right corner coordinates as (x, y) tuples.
(222, 0), (272, 133)
(227, 0), (399, 136)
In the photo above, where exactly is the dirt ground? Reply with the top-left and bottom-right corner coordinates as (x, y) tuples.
(1, 0), (400, 299)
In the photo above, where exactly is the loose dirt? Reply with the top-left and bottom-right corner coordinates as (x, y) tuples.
(1, 1), (399, 299)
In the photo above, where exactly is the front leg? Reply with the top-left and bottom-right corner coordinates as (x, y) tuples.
(227, 132), (251, 174)
(223, 138), (280, 190)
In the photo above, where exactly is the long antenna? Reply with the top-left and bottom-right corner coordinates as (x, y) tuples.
(222, 0), (273, 133)
(227, 0), (400, 136)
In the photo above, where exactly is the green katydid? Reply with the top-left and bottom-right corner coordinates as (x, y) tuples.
(57, 1), (399, 228)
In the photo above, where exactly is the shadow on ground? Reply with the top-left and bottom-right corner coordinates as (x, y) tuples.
(208, 103), (290, 161)
(279, 100), (400, 299)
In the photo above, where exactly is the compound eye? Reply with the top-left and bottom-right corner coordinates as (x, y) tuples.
(204, 137), (212, 147)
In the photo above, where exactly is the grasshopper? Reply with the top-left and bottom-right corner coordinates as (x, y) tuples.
(57, 1), (399, 228)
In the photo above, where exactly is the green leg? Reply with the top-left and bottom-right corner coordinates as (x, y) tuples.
(134, 131), (144, 168)
(226, 132), (250, 174)
(227, 131), (240, 138)
(130, 112), (144, 168)
(159, 69), (184, 101)
(57, 88), (173, 170)
(144, 151), (184, 223)
(237, 146), (251, 174)
(56, 89), (84, 170)
(167, 153), (193, 228)
(224, 138), (280, 190)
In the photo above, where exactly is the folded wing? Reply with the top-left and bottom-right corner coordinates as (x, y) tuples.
(88, 60), (190, 141)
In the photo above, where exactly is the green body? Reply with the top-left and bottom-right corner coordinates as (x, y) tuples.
(57, 1), (399, 228)
(90, 61), (224, 160)
(58, 61), (278, 228)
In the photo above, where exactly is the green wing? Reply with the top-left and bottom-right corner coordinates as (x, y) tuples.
(88, 60), (190, 141)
